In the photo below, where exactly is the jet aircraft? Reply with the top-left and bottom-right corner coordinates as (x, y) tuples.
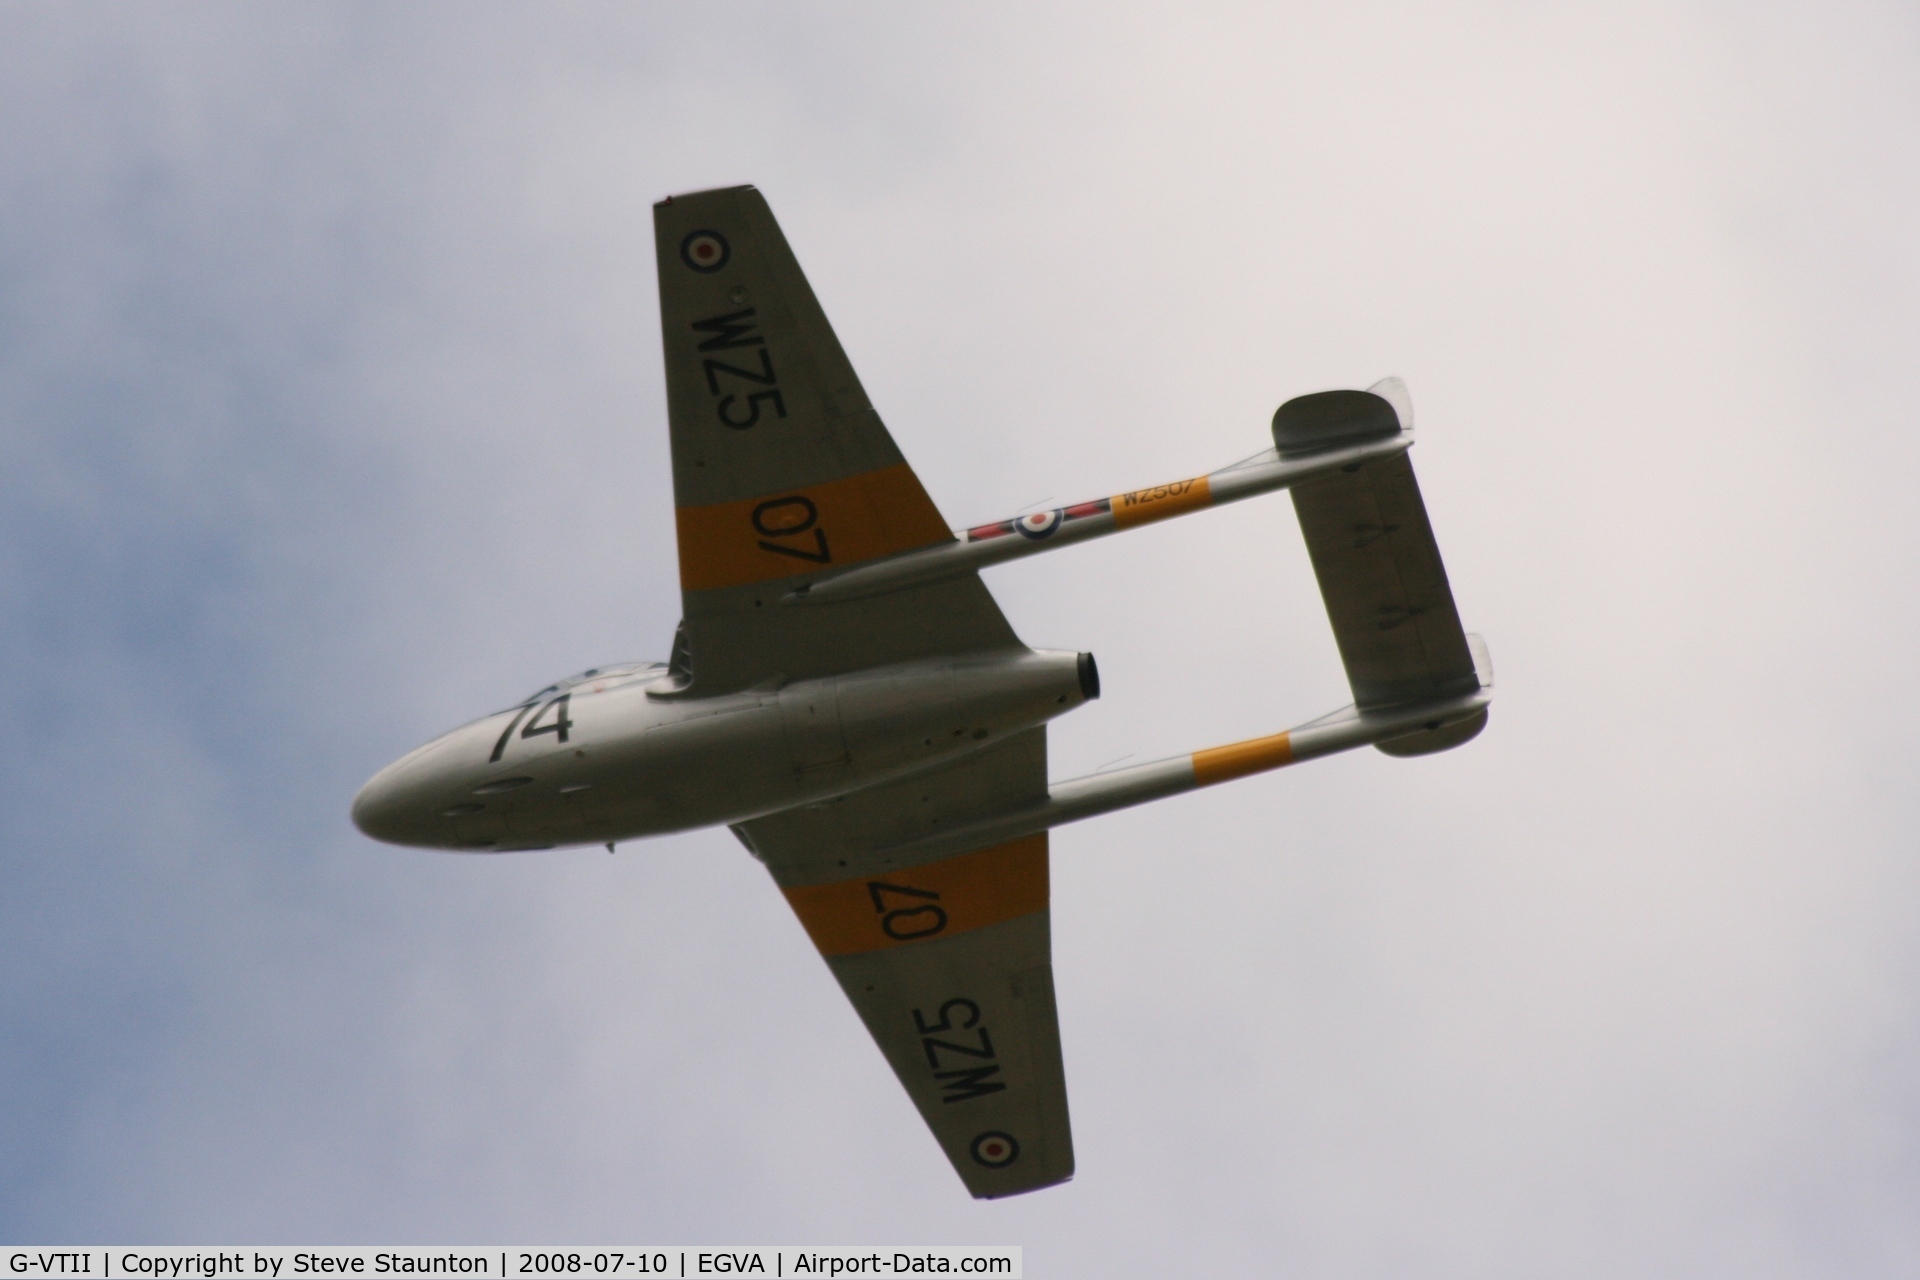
(352, 184), (1492, 1198)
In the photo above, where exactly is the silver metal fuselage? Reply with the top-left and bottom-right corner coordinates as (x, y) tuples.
(351, 648), (1091, 852)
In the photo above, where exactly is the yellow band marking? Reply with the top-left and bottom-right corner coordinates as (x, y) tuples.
(1110, 475), (1213, 529)
(781, 834), (1049, 958)
(676, 462), (952, 592)
(1191, 731), (1294, 787)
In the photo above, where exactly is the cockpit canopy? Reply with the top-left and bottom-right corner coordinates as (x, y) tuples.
(510, 662), (668, 709)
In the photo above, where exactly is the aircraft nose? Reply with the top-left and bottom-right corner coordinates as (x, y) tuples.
(352, 763), (430, 846)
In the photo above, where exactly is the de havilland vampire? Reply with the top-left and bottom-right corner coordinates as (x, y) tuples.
(352, 185), (1492, 1199)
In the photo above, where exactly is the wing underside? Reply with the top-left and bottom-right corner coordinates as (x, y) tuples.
(654, 186), (1017, 694)
(734, 727), (1073, 1198)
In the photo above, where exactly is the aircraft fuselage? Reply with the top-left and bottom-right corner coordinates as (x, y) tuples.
(352, 647), (1095, 852)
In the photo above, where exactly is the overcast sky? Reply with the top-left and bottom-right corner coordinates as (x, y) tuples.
(3, 3), (1919, 1274)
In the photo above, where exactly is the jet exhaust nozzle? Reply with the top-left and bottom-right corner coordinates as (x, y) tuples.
(1077, 652), (1100, 701)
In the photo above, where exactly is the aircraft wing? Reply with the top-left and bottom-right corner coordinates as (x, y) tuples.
(732, 727), (1073, 1199)
(654, 186), (1018, 695)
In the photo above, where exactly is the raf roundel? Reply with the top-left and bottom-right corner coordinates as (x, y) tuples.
(969, 1131), (1020, 1168)
(681, 229), (731, 273)
(1014, 509), (1063, 541)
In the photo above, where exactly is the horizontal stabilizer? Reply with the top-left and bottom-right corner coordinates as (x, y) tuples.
(1284, 382), (1481, 732)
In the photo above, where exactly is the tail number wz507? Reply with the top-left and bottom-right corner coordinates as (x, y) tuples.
(754, 495), (831, 565)
(868, 879), (945, 939)
(912, 997), (1006, 1103)
(692, 308), (787, 430)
